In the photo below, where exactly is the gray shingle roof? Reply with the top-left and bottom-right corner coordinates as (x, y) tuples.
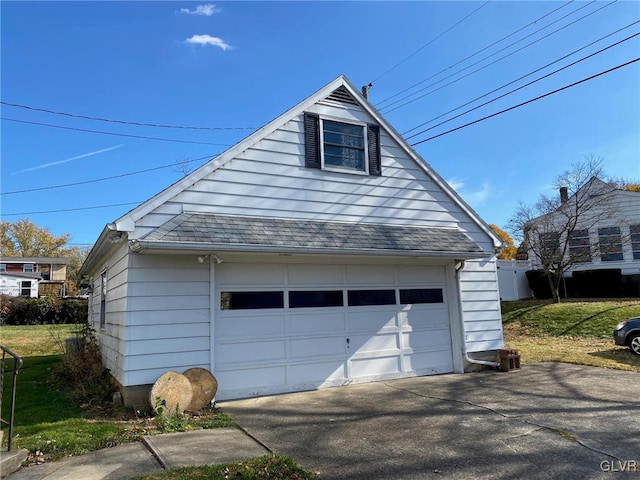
(141, 213), (484, 256)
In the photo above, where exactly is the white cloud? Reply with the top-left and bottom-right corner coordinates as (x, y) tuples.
(446, 177), (465, 192)
(179, 4), (220, 16)
(466, 182), (491, 206)
(185, 34), (232, 51)
(12, 144), (124, 175)
(446, 177), (491, 207)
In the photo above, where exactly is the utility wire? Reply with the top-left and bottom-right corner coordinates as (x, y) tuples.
(370, 1), (492, 84)
(404, 30), (640, 139)
(409, 57), (639, 146)
(403, 20), (640, 136)
(381, 0), (615, 114)
(375, 0), (576, 107)
(2, 201), (143, 217)
(0, 117), (234, 146)
(0, 101), (256, 131)
(0, 154), (216, 196)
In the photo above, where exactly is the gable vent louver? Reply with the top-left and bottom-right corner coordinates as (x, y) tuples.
(325, 86), (359, 106)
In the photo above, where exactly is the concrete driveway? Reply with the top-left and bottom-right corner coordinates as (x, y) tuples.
(221, 363), (639, 480)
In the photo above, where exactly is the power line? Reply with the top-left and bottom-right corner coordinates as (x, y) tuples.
(370, 1), (492, 84)
(0, 154), (216, 196)
(409, 57), (639, 146)
(404, 29), (640, 140)
(0, 117), (234, 146)
(2, 201), (143, 217)
(375, 0), (577, 107)
(403, 20), (640, 136)
(0, 101), (256, 131)
(381, 0), (615, 114)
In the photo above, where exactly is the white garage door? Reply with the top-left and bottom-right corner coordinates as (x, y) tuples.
(214, 263), (454, 400)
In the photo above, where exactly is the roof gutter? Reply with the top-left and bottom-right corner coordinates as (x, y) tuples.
(78, 224), (126, 277)
(129, 239), (489, 260)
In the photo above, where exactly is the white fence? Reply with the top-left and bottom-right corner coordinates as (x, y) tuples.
(497, 260), (532, 301)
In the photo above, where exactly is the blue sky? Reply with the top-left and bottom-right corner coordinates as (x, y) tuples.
(1, 1), (639, 247)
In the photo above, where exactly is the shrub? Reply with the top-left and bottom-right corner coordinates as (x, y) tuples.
(51, 323), (116, 406)
(572, 269), (623, 298)
(0, 295), (87, 325)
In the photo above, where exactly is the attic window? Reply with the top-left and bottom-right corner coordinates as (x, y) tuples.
(304, 112), (381, 176)
(323, 120), (366, 171)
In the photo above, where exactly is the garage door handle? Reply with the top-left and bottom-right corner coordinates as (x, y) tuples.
(346, 338), (350, 345)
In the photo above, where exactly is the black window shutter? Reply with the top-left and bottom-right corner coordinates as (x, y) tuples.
(367, 124), (381, 176)
(304, 112), (321, 169)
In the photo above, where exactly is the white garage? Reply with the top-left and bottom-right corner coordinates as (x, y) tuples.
(80, 75), (505, 407)
(214, 262), (454, 400)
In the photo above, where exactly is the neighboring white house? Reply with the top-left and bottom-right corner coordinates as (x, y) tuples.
(0, 272), (40, 298)
(527, 178), (640, 276)
(79, 75), (504, 406)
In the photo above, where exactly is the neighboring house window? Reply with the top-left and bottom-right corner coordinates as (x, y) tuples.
(631, 225), (640, 260)
(0, 264), (5, 272)
(304, 112), (381, 176)
(100, 271), (107, 328)
(598, 227), (623, 262)
(539, 232), (560, 263)
(20, 281), (31, 297)
(568, 229), (592, 263)
(23, 264), (34, 272)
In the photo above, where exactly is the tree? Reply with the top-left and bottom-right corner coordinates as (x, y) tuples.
(65, 245), (91, 296)
(607, 177), (640, 192)
(489, 224), (516, 260)
(507, 155), (621, 303)
(0, 219), (70, 257)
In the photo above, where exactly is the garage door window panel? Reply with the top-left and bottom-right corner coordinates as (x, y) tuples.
(400, 288), (444, 304)
(348, 289), (396, 306)
(289, 290), (344, 308)
(221, 291), (284, 310)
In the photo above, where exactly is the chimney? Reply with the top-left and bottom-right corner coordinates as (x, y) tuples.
(560, 186), (568, 203)
(361, 83), (372, 100)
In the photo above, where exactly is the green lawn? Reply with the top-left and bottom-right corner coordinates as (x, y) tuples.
(502, 299), (640, 371)
(1, 325), (234, 462)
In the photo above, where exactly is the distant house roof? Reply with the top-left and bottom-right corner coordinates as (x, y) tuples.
(0, 271), (43, 280)
(131, 213), (485, 258)
(0, 257), (70, 265)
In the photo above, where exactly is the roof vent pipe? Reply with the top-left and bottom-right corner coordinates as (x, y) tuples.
(560, 186), (569, 203)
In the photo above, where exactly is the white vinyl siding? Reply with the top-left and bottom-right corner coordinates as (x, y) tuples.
(130, 101), (487, 245)
(88, 240), (130, 383)
(458, 259), (503, 352)
(121, 254), (211, 386)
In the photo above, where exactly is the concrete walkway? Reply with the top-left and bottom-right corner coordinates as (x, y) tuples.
(5, 428), (269, 480)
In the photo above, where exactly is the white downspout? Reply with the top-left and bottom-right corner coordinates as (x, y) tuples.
(455, 260), (500, 367)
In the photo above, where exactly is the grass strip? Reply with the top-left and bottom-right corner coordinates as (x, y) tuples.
(130, 454), (314, 480)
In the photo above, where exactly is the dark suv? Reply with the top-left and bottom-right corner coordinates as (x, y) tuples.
(613, 317), (640, 355)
